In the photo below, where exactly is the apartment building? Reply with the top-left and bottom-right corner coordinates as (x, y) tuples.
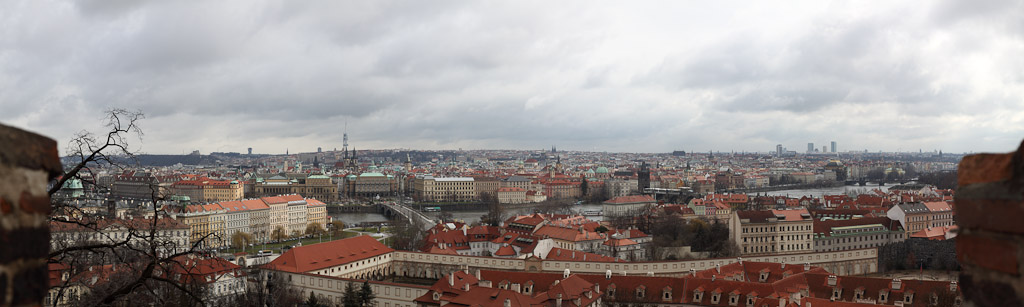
(173, 194), (322, 246)
(732, 208), (813, 256)
(414, 176), (476, 202)
(111, 172), (178, 200)
(170, 179), (244, 203)
(886, 201), (954, 237)
(812, 217), (905, 252)
(496, 187), (528, 204)
(50, 218), (191, 257)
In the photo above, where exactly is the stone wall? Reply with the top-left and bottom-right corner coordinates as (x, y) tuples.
(956, 140), (1024, 306)
(0, 124), (62, 306)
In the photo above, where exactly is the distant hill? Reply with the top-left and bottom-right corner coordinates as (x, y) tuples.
(61, 154), (234, 167)
(134, 154), (223, 166)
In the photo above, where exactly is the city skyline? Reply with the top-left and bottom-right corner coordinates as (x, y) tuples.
(3, 1), (1024, 154)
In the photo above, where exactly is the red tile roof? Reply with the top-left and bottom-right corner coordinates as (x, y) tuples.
(604, 195), (656, 204)
(265, 235), (393, 273)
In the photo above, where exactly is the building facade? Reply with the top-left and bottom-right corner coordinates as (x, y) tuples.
(732, 209), (814, 256)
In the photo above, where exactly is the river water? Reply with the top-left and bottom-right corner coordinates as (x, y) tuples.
(754, 183), (900, 199)
(330, 203), (606, 226)
(330, 184), (901, 225)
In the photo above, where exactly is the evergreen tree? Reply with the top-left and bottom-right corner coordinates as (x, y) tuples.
(580, 176), (589, 196)
(358, 280), (376, 306)
(343, 282), (359, 307)
(306, 291), (322, 307)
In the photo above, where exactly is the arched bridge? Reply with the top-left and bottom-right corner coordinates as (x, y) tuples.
(381, 202), (434, 231)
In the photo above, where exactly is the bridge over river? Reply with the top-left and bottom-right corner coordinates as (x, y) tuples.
(380, 202), (435, 231)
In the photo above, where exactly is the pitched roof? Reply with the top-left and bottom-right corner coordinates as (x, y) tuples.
(604, 195), (656, 204)
(264, 235), (393, 273)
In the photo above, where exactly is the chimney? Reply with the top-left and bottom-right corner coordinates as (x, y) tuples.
(737, 257), (743, 264)
(891, 278), (902, 290)
(690, 268), (697, 276)
(462, 283), (470, 291)
(595, 283), (600, 293)
(449, 273), (455, 286)
(463, 227), (467, 236)
(804, 263), (810, 271)
(556, 294), (563, 307)
(475, 269), (481, 280)
(512, 283), (521, 293)
(564, 269), (571, 279)
(778, 298), (786, 307)
(950, 280), (958, 292)
(712, 275), (716, 282)
(605, 270), (612, 279)
(781, 260), (786, 269)
(647, 272), (654, 276)
(827, 275), (837, 287)
(716, 264), (721, 273)
(479, 280), (492, 288)
(504, 299), (511, 307)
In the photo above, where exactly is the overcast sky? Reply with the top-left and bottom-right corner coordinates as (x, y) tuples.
(2, 1), (1023, 155)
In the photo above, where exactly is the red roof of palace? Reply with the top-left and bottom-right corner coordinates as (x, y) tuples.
(265, 235), (393, 273)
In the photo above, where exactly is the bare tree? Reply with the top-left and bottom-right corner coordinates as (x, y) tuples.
(479, 193), (505, 226)
(387, 216), (424, 251)
(46, 109), (229, 306)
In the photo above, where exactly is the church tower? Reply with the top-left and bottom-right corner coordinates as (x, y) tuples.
(404, 153), (413, 172)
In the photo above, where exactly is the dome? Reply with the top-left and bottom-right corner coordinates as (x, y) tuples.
(63, 178), (83, 189)
(595, 167), (610, 174)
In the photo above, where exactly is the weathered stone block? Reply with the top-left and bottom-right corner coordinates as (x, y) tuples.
(12, 263), (47, 306)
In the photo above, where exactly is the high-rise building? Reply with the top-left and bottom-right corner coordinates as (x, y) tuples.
(317, 147), (322, 153)
(807, 143), (814, 153)
(776, 144), (783, 156)
(831, 141), (836, 153)
(247, 147), (252, 155)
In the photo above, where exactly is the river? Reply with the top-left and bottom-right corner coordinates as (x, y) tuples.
(754, 183), (903, 199)
(330, 185), (901, 225)
(330, 203), (606, 226)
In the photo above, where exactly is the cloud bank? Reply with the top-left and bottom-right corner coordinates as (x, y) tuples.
(2, 0), (1023, 154)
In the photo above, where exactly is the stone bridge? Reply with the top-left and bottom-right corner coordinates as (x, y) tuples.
(380, 202), (434, 231)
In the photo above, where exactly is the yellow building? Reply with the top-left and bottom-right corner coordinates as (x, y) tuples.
(171, 178), (244, 203)
(414, 176), (476, 202)
(306, 198), (329, 228)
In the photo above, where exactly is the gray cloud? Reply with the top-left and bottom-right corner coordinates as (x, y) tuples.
(1, 0), (1023, 154)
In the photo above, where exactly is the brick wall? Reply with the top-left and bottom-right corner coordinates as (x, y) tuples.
(956, 140), (1024, 307)
(0, 124), (62, 306)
